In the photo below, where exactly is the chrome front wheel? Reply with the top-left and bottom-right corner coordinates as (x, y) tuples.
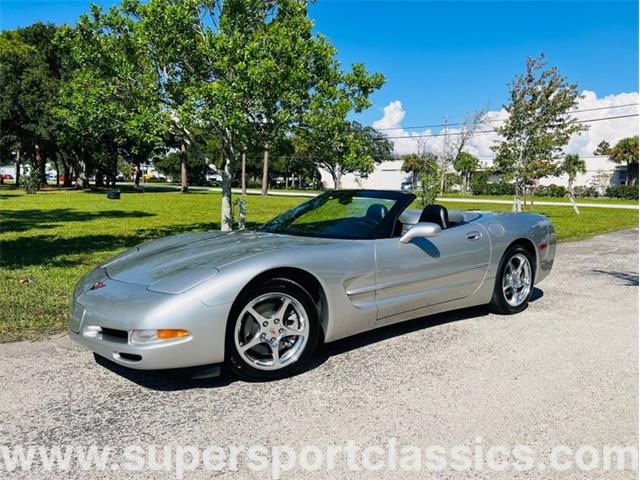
(226, 278), (320, 381)
(234, 293), (309, 371)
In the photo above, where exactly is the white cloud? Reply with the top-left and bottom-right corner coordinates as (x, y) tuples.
(374, 91), (639, 166)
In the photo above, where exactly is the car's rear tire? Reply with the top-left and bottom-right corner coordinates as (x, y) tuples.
(225, 278), (320, 381)
(489, 244), (535, 314)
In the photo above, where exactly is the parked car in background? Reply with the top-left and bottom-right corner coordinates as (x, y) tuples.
(400, 181), (413, 192)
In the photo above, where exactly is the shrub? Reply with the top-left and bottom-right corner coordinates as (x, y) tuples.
(470, 170), (489, 194)
(19, 173), (44, 194)
(536, 184), (567, 197)
(573, 186), (599, 198)
(472, 181), (515, 196)
(605, 184), (639, 199)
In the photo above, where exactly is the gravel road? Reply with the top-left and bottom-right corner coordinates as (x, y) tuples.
(1, 229), (638, 479)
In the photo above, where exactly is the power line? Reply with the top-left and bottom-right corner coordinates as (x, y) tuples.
(381, 113), (639, 140)
(374, 102), (640, 132)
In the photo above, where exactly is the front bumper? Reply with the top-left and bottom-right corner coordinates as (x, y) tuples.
(68, 278), (233, 370)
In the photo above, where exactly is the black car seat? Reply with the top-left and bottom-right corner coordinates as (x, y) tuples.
(418, 204), (449, 229)
(365, 203), (389, 222)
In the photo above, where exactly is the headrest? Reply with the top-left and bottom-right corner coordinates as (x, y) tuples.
(365, 204), (388, 222)
(418, 204), (449, 229)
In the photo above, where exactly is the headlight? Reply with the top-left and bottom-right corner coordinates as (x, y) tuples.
(129, 329), (190, 345)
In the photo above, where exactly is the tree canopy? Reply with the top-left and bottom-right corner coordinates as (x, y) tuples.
(492, 53), (588, 210)
(2, 1), (386, 229)
(609, 136), (639, 185)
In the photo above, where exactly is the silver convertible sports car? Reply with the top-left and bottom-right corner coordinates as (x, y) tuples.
(69, 190), (556, 381)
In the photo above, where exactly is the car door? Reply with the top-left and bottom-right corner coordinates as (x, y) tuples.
(374, 223), (491, 321)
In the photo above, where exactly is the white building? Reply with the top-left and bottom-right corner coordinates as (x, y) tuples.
(319, 159), (410, 190)
(320, 155), (626, 193)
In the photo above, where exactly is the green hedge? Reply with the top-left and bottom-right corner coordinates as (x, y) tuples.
(605, 184), (639, 199)
(471, 181), (515, 196)
(573, 186), (600, 198)
(536, 184), (567, 197)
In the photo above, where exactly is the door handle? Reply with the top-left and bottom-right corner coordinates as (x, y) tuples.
(466, 231), (482, 240)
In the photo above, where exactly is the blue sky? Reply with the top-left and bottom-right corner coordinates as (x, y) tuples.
(1, 0), (638, 130)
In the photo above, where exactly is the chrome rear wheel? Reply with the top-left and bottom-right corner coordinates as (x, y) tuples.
(501, 253), (532, 307)
(489, 244), (535, 314)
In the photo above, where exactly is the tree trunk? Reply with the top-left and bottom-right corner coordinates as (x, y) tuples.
(512, 180), (522, 212)
(626, 159), (630, 185)
(15, 150), (21, 187)
(221, 152), (234, 231)
(134, 161), (141, 188)
(61, 157), (72, 187)
(238, 198), (246, 230)
(35, 145), (47, 185)
(241, 151), (247, 195)
(180, 141), (189, 193)
(77, 152), (89, 189)
(568, 178), (580, 215)
(331, 169), (342, 190)
(261, 145), (269, 196)
(55, 158), (60, 187)
(95, 166), (104, 188)
(285, 171), (289, 190)
(111, 149), (118, 187)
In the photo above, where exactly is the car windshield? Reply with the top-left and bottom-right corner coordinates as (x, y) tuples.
(258, 190), (408, 239)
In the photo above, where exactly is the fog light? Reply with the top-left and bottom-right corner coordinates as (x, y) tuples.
(130, 329), (190, 345)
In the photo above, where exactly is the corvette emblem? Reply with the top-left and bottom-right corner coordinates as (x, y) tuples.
(91, 281), (106, 290)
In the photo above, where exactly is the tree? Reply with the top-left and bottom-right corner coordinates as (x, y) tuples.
(296, 120), (391, 189)
(0, 24), (65, 186)
(492, 53), (588, 211)
(560, 153), (586, 214)
(0, 31), (32, 185)
(184, 0), (383, 227)
(593, 140), (611, 156)
(453, 151), (479, 194)
(439, 109), (486, 193)
(401, 154), (421, 189)
(414, 139), (439, 207)
(58, 7), (169, 188)
(609, 136), (639, 185)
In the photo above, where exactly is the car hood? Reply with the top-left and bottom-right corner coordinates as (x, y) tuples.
(101, 230), (332, 294)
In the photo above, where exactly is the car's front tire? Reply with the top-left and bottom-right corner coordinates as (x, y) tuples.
(489, 244), (535, 314)
(226, 278), (320, 381)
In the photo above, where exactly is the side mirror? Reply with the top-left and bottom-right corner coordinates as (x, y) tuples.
(400, 222), (442, 243)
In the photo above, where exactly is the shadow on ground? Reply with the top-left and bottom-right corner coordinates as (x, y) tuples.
(0, 208), (155, 234)
(591, 269), (639, 286)
(95, 288), (544, 391)
(0, 221), (219, 268)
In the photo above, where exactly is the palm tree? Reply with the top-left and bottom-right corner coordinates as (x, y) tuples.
(610, 136), (639, 185)
(453, 152), (479, 194)
(561, 154), (586, 214)
(401, 154), (421, 189)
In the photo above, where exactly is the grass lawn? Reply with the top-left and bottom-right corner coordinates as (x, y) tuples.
(1, 188), (637, 342)
(438, 193), (639, 205)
